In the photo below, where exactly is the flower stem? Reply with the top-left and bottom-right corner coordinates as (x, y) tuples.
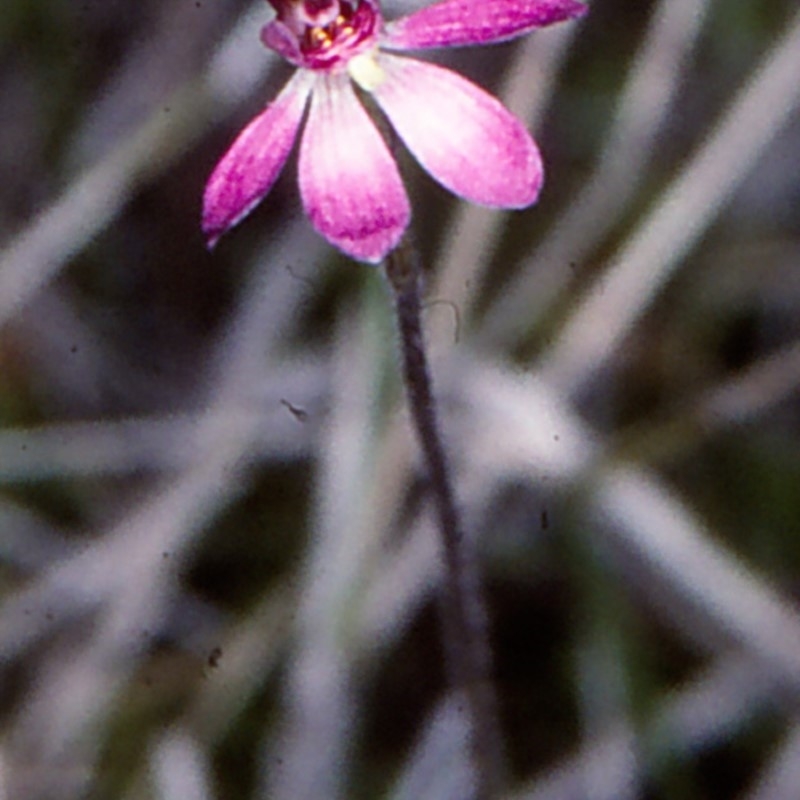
(384, 240), (505, 799)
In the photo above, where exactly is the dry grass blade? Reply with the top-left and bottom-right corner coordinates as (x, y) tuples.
(0, 4), (273, 330)
(540, 6), (800, 393)
(484, 0), (711, 344)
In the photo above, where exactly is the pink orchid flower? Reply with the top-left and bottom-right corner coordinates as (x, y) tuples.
(203, 0), (587, 262)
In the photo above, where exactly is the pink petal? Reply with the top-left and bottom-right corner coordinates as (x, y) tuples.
(383, 0), (587, 50)
(203, 70), (313, 248)
(298, 73), (410, 263)
(372, 55), (543, 208)
(261, 20), (305, 67)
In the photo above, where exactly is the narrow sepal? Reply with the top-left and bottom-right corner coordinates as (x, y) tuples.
(202, 71), (313, 248)
(383, 0), (587, 51)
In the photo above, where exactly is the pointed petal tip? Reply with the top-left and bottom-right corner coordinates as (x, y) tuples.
(201, 189), (241, 250)
(546, 0), (590, 20)
(202, 224), (222, 251)
(562, 1), (589, 24)
(309, 205), (410, 264)
(345, 225), (408, 264)
(571, 1), (590, 17)
(506, 166), (544, 210)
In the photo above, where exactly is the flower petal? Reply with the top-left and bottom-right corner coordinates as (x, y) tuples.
(383, 0), (587, 50)
(372, 55), (542, 208)
(298, 73), (410, 263)
(202, 70), (313, 248)
(261, 20), (305, 67)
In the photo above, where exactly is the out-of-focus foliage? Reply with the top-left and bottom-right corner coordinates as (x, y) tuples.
(2, 1), (800, 798)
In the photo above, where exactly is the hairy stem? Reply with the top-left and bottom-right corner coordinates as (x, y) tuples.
(384, 240), (505, 799)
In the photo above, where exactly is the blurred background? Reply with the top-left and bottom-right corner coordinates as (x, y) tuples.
(2, 0), (800, 797)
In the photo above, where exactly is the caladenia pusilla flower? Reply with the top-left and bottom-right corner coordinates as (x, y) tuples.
(203, 0), (587, 262)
